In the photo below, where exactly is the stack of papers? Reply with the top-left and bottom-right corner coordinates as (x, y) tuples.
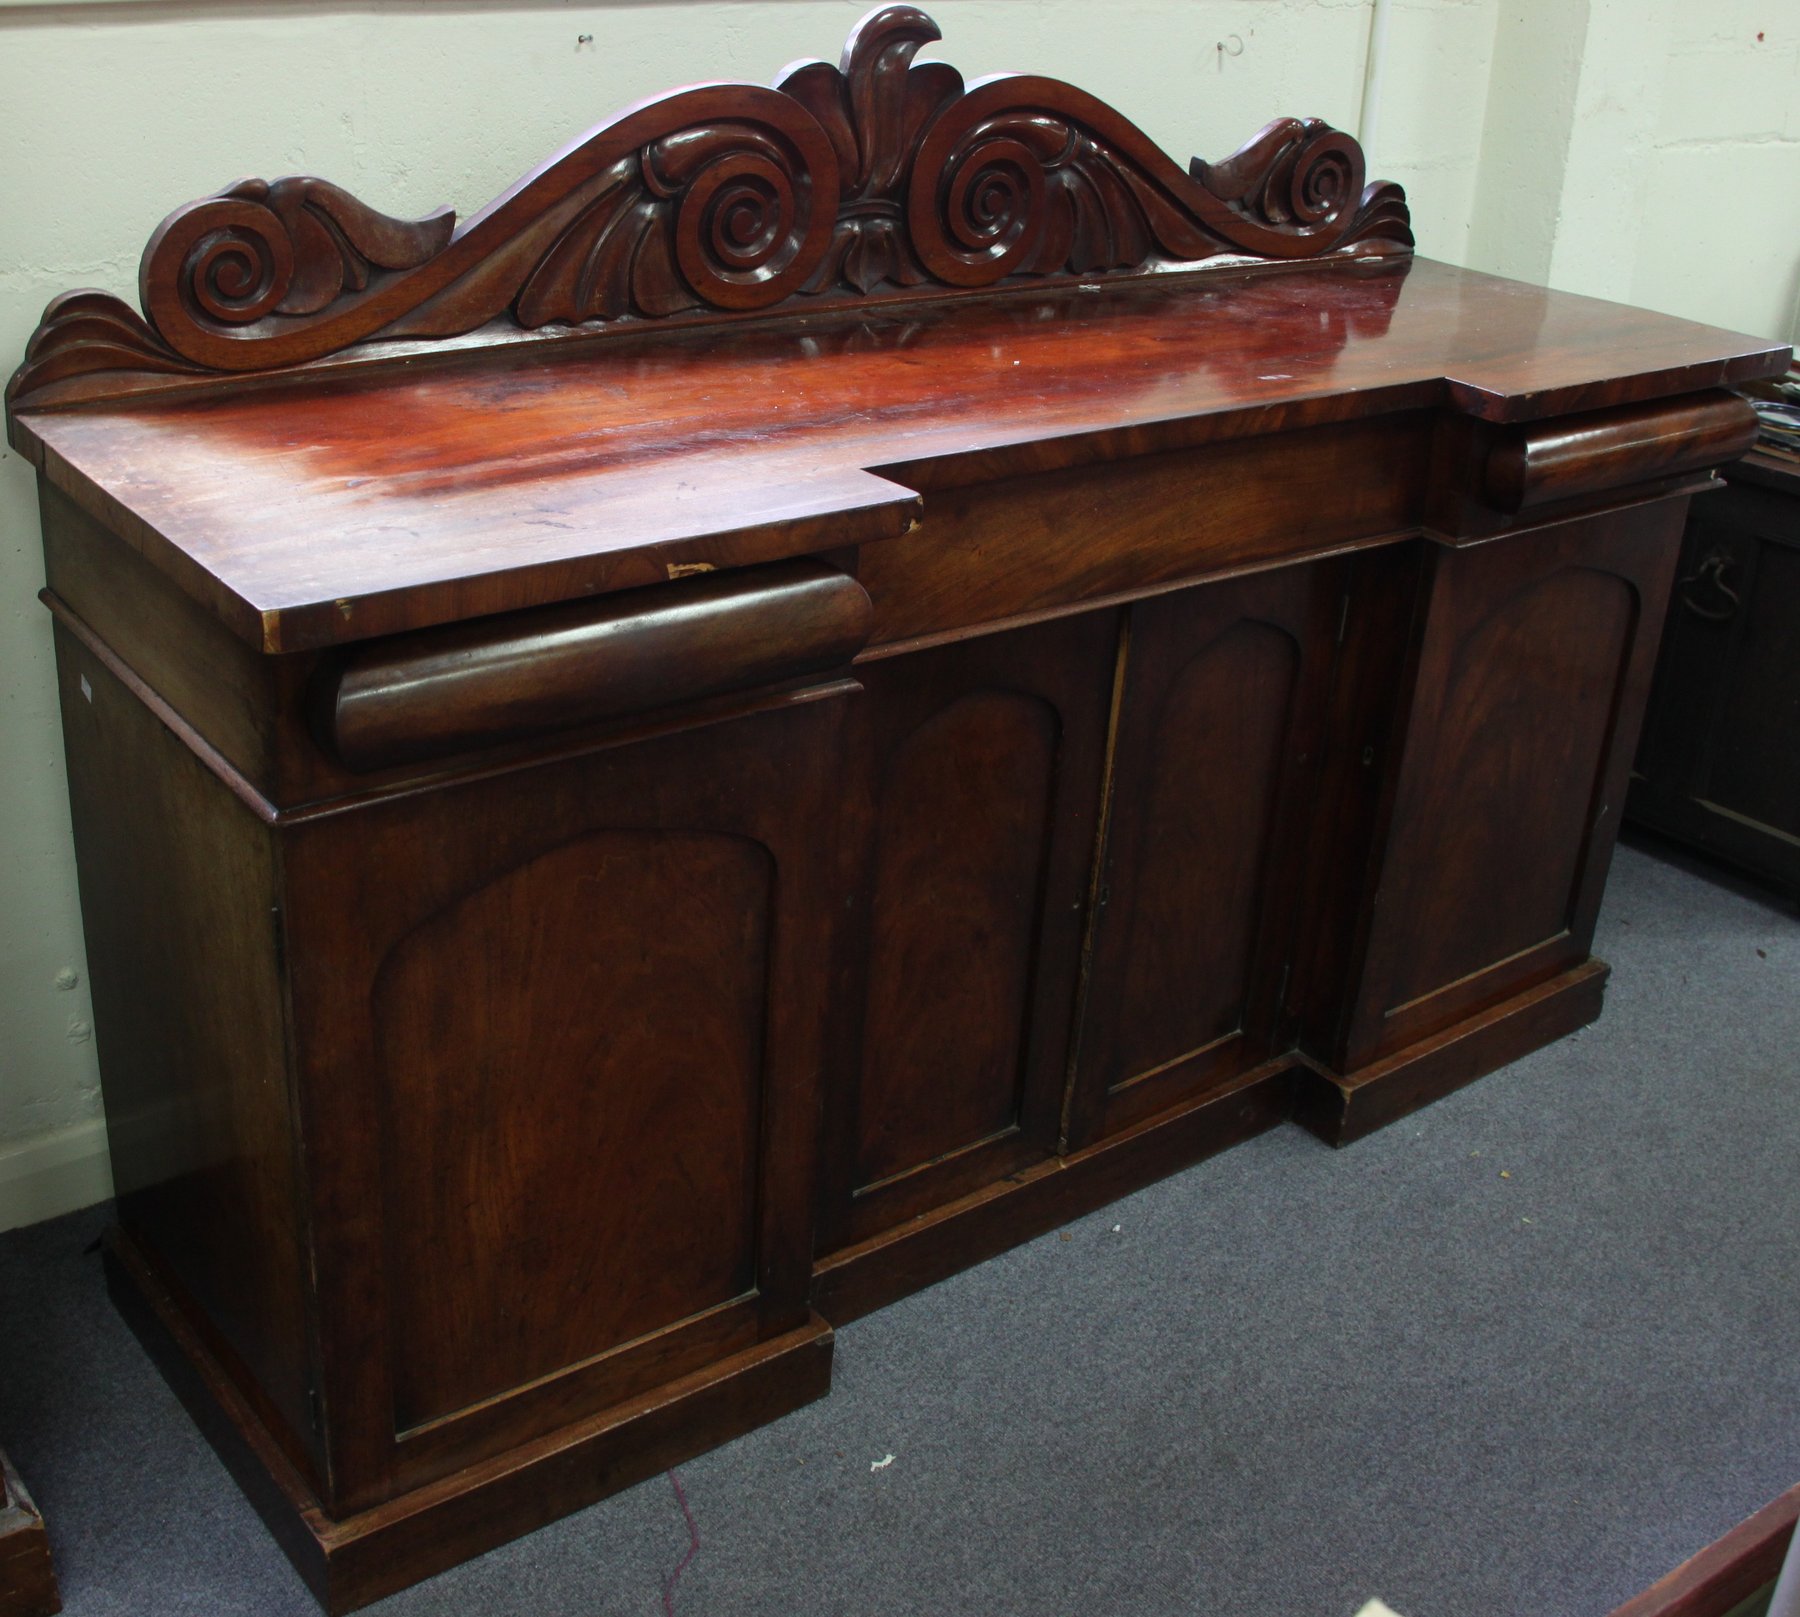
(1741, 368), (1800, 466)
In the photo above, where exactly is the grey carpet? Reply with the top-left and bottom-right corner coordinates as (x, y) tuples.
(3, 838), (1797, 1617)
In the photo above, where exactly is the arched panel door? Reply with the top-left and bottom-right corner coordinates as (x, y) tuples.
(1343, 503), (1685, 1068)
(278, 692), (849, 1509)
(854, 691), (1059, 1191)
(374, 828), (772, 1433)
(1065, 562), (1343, 1146)
(818, 610), (1118, 1252)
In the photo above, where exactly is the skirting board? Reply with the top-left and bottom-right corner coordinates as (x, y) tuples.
(813, 1061), (1296, 1324)
(0, 1119), (113, 1234)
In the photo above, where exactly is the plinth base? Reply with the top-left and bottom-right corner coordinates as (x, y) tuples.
(105, 1230), (833, 1615)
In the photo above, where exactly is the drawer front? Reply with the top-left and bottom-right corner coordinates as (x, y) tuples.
(859, 415), (1432, 648)
(1483, 392), (1755, 514)
(317, 558), (872, 771)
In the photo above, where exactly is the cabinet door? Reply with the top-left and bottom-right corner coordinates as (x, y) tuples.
(816, 612), (1117, 1253)
(1342, 502), (1684, 1067)
(1630, 474), (1800, 892)
(278, 690), (850, 1511)
(1064, 564), (1342, 1146)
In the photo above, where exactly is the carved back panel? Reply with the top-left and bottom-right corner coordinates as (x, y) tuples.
(9, 5), (1410, 409)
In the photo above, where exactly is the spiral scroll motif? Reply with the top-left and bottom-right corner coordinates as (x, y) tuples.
(649, 123), (834, 312)
(7, 9), (1413, 408)
(914, 105), (1138, 289)
(909, 81), (1385, 289)
(178, 203), (296, 325)
(1260, 125), (1364, 229)
(135, 178), (455, 369)
(934, 132), (1051, 283)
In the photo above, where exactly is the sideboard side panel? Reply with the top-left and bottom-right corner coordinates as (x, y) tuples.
(51, 624), (319, 1486)
(40, 478), (283, 792)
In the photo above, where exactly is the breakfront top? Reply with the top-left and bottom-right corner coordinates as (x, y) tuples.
(6, 2), (1787, 656)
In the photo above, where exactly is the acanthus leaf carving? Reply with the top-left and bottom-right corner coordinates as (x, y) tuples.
(7, 4), (1412, 410)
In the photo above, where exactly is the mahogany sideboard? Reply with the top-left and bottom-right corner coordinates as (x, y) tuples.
(7, 8), (1788, 1609)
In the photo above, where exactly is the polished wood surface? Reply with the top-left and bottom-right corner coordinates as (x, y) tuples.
(1067, 563), (1338, 1143)
(1484, 392), (1757, 512)
(281, 689), (849, 1509)
(11, 260), (1781, 653)
(9, 6), (1793, 1609)
(1294, 960), (1610, 1147)
(106, 1227), (832, 1615)
(54, 627), (319, 1481)
(1337, 502), (1684, 1067)
(320, 556), (872, 771)
(819, 611), (1115, 1251)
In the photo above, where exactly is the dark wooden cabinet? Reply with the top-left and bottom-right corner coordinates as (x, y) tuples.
(6, 8), (1788, 1610)
(1630, 451), (1800, 899)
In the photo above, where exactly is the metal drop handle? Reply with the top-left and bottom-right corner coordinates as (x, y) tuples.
(1677, 549), (1741, 623)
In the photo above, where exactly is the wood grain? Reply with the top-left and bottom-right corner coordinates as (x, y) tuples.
(1484, 392), (1757, 512)
(279, 692), (851, 1509)
(1065, 565), (1339, 1144)
(105, 1226), (831, 1617)
(13, 262), (1784, 653)
(1294, 960), (1610, 1146)
(53, 627), (321, 1487)
(815, 1061), (1297, 1324)
(818, 612), (1115, 1251)
(320, 557), (871, 770)
(15, 32), (1792, 1605)
(375, 830), (771, 1431)
(1339, 502), (1685, 1068)
(6, 6), (1409, 409)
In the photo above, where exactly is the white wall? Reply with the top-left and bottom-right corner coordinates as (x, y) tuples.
(0, 0), (1789, 1230)
(1466, 0), (1800, 339)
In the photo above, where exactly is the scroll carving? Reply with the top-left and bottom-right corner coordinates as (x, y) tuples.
(9, 5), (1411, 408)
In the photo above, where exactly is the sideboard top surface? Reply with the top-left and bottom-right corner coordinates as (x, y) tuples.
(13, 256), (1787, 653)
